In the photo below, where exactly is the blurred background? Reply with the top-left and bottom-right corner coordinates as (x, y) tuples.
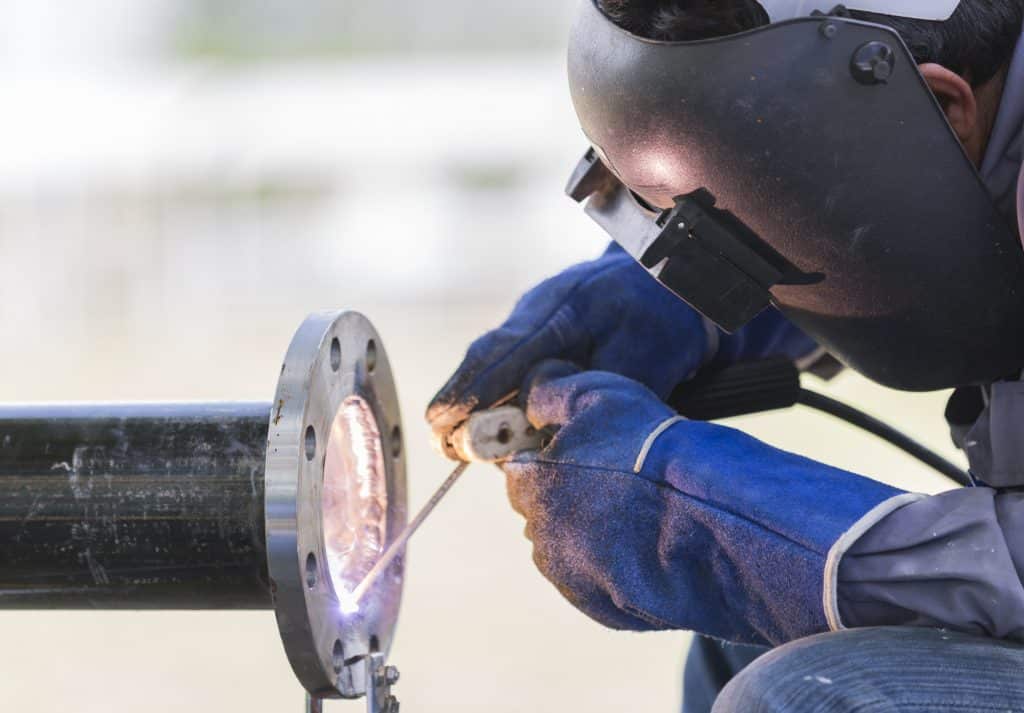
(0, 3), (962, 711)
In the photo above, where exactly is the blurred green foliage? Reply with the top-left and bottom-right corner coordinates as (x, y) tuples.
(172, 0), (571, 61)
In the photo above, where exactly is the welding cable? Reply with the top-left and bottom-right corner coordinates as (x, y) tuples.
(796, 388), (971, 487)
(669, 358), (972, 487)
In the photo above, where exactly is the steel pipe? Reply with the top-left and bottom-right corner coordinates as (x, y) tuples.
(0, 310), (408, 702)
(0, 402), (272, 609)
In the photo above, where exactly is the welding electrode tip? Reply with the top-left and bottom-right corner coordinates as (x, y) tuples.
(343, 461), (470, 609)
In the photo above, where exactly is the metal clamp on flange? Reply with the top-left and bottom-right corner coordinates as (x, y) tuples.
(365, 652), (401, 713)
(306, 652), (401, 713)
(266, 311), (407, 701)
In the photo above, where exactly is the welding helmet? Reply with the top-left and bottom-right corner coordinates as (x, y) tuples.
(566, 0), (1024, 391)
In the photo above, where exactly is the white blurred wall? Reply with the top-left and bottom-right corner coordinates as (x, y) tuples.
(0, 3), (963, 712)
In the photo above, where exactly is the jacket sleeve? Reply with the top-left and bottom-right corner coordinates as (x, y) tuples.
(837, 487), (1024, 641)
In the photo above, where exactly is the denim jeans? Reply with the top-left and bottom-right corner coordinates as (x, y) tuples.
(683, 628), (1024, 713)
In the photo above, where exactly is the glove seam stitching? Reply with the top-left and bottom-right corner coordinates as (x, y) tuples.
(621, 603), (677, 630)
(633, 416), (687, 473)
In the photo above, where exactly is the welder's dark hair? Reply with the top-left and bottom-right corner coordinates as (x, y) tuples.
(597, 0), (1024, 86)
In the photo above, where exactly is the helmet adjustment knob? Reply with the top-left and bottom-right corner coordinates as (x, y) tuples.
(851, 41), (896, 85)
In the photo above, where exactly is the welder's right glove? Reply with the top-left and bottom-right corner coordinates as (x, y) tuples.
(504, 362), (918, 646)
(426, 243), (815, 446)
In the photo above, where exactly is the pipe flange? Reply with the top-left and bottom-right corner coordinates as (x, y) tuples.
(266, 311), (407, 698)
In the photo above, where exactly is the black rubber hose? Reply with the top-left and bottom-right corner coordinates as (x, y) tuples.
(670, 358), (971, 487)
(796, 389), (971, 487)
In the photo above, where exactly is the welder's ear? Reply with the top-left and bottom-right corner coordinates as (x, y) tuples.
(919, 63), (979, 158)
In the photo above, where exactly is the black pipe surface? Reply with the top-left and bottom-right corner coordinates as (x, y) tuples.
(0, 402), (272, 609)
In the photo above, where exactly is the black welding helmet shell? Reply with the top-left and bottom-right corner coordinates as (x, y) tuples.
(566, 0), (1024, 391)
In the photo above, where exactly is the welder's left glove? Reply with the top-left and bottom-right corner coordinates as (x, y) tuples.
(504, 362), (920, 646)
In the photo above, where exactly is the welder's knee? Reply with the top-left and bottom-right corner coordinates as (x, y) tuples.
(710, 629), (904, 713)
(709, 631), (854, 713)
(710, 626), (1024, 713)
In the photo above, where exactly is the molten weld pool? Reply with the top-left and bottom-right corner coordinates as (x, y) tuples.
(323, 395), (388, 601)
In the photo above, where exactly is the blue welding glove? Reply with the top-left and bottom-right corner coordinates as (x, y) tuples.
(427, 242), (815, 444)
(504, 361), (915, 646)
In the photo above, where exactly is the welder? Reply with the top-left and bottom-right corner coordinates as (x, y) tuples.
(427, 1), (1024, 711)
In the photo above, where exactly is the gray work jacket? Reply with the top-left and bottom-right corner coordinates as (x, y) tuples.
(836, 382), (1024, 640)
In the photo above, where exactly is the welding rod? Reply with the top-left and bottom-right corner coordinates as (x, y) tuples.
(345, 461), (468, 608)
(349, 460), (469, 604)
(346, 405), (544, 608)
